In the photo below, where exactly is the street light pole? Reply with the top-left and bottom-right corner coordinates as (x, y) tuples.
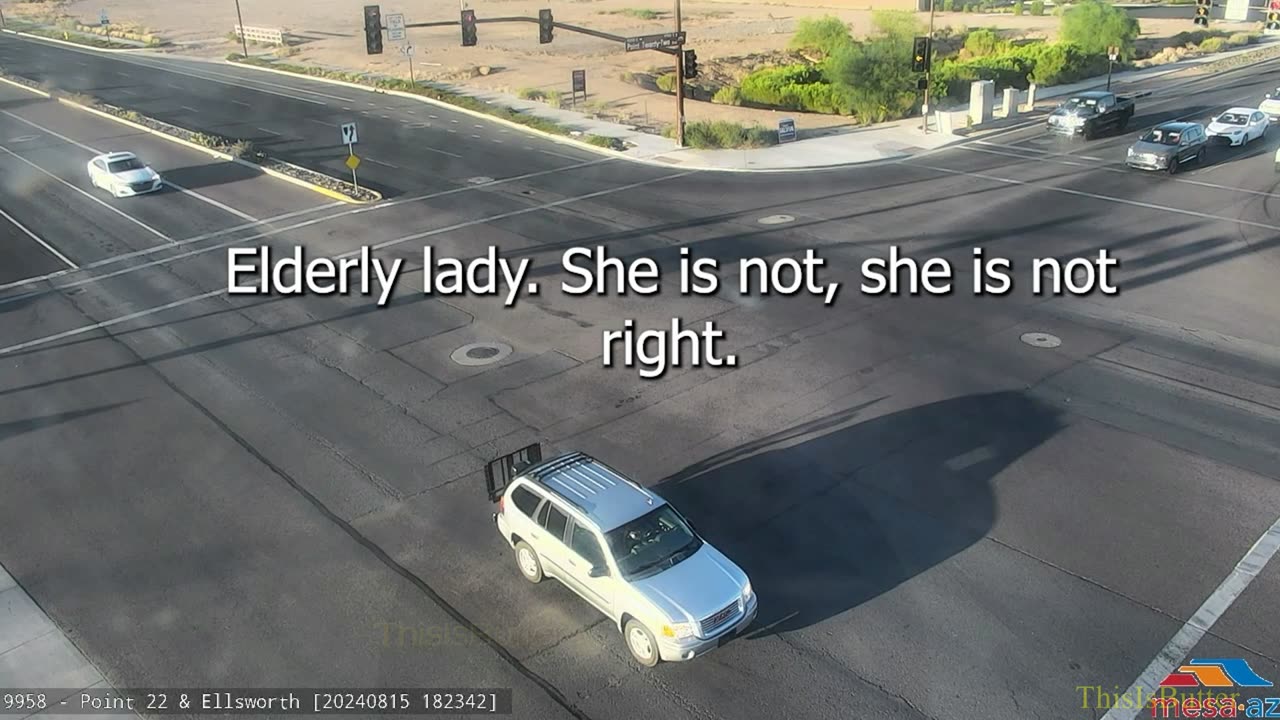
(922, 0), (936, 133)
(234, 0), (249, 58)
(674, 0), (685, 147)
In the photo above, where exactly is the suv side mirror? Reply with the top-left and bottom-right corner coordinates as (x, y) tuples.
(589, 565), (609, 578)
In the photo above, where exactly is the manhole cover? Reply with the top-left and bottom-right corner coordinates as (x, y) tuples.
(1020, 332), (1062, 348)
(758, 214), (795, 225)
(466, 176), (494, 184)
(451, 342), (513, 366)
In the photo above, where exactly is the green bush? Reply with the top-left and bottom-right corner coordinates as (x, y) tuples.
(1030, 0), (1044, 15)
(1013, 0), (1025, 15)
(1199, 37), (1227, 53)
(826, 37), (916, 123)
(656, 72), (677, 92)
(738, 64), (847, 113)
(789, 15), (853, 56)
(712, 85), (743, 105)
(964, 4), (975, 12)
(518, 88), (546, 100)
(1227, 32), (1257, 46)
(943, 0), (955, 11)
(964, 28), (1007, 57)
(930, 40), (1111, 101)
(1060, 0), (1140, 59)
(682, 121), (777, 149)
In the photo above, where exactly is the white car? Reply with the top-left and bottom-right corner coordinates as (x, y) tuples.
(1261, 88), (1280, 122)
(1205, 107), (1269, 147)
(87, 152), (162, 197)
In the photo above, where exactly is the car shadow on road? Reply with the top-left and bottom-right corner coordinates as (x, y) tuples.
(157, 161), (262, 191)
(654, 390), (1065, 639)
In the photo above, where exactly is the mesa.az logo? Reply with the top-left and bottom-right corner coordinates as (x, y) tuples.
(1160, 659), (1274, 688)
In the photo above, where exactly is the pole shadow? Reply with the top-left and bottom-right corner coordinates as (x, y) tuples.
(653, 390), (1065, 638)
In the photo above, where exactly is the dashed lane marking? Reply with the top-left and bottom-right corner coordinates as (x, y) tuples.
(0, 157), (616, 295)
(909, 162), (1280, 234)
(0, 144), (173, 243)
(0, 204), (77, 269)
(0, 170), (695, 358)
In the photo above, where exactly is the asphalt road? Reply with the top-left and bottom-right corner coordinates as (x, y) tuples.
(1, 32), (1279, 720)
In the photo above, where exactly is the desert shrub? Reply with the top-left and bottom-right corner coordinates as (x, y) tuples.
(1013, 0), (1025, 15)
(656, 72), (677, 92)
(1227, 32), (1257, 46)
(1199, 37), (1227, 53)
(1059, 0), (1140, 60)
(943, 0), (955, 11)
(712, 85), (743, 105)
(1030, 0), (1044, 14)
(964, 28), (1007, 57)
(789, 15), (853, 56)
(682, 120), (777, 149)
(518, 87), (546, 100)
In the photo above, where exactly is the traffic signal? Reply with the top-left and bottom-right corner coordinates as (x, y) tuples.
(539, 9), (554, 44)
(1194, 0), (1210, 27)
(912, 36), (931, 72)
(682, 49), (698, 79)
(461, 9), (477, 46)
(1268, 0), (1280, 30)
(363, 5), (383, 55)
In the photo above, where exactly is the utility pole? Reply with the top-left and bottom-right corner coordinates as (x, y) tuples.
(922, 0), (936, 133)
(673, 0), (685, 147)
(233, 0), (249, 58)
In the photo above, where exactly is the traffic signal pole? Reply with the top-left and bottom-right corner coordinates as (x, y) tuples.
(922, 0), (935, 133)
(234, 0), (250, 58)
(674, 0), (685, 148)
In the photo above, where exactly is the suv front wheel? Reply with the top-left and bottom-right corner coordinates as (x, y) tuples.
(514, 540), (543, 583)
(624, 619), (660, 668)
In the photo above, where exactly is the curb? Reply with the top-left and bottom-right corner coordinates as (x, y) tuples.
(60, 100), (380, 204)
(0, 27), (151, 52)
(224, 59), (937, 173)
(0, 69), (377, 204)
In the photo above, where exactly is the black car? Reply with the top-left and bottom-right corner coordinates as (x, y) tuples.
(1125, 122), (1208, 174)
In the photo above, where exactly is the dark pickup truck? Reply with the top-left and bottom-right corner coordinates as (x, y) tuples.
(1046, 90), (1139, 139)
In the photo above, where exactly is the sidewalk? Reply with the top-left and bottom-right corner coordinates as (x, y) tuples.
(0, 561), (124, 718)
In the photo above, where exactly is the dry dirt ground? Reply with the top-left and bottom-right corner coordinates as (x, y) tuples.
(6, 0), (1253, 133)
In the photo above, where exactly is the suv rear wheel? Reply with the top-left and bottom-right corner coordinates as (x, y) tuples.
(624, 619), (661, 668)
(514, 541), (543, 583)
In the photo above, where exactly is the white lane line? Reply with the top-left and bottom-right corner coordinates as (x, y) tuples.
(0, 169), (693, 357)
(0, 202), (343, 294)
(114, 71), (129, 78)
(910, 162), (1280, 233)
(305, 117), (336, 127)
(114, 56), (339, 105)
(0, 144), (173, 243)
(231, 100), (251, 108)
(365, 157), (400, 169)
(1, 110), (260, 222)
(419, 142), (460, 156)
(975, 140), (1106, 162)
(963, 145), (1102, 168)
(406, 110), (415, 115)
(180, 105), (199, 113)
(166, 82), (183, 90)
(255, 126), (279, 136)
(0, 205), (77, 269)
(958, 144), (1280, 200)
(1100, 516), (1280, 720)
(0, 157), (615, 295)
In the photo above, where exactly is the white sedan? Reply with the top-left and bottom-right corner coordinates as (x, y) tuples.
(87, 151), (163, 197)
(1205, 107), (1269, 147)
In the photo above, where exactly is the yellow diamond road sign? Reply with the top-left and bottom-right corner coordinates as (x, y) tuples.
(345, 154), (360, 170)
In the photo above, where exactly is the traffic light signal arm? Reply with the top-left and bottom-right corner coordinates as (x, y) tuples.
(402, 15), (681, 50)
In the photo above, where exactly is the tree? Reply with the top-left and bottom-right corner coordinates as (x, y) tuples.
(1059, 0), (1140, 58)
(789, 16), (853, 58)
(826, 18), (919, 124)
(869, 9), (925, 42)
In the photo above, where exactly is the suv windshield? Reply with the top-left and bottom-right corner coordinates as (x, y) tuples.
(107, 158), (145, 173)
(605, 505), (702, 579)
(1141, 129), (1182, 146)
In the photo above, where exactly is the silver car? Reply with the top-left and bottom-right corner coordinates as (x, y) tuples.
(1125, 121), (1208, 174)
(489, 445), (757, 667)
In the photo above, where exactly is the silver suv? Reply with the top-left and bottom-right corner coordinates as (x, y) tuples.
(487, 445), (757, 667)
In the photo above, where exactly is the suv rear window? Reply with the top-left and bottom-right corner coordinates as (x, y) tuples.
(510, 485), (542, 517)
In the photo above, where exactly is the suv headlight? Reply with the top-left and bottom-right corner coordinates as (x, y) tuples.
(662, 623), (694, 639)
